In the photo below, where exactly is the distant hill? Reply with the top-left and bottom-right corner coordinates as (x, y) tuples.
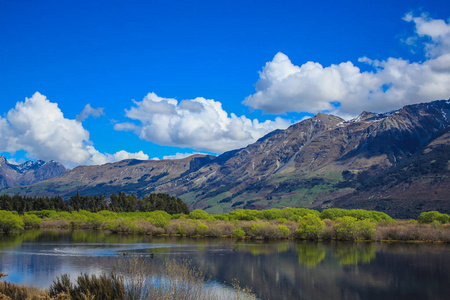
(2, 99), (450, 218)
(0, 157), (69, 189)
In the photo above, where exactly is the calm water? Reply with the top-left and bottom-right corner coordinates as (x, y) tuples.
(0, 230), (449, 300)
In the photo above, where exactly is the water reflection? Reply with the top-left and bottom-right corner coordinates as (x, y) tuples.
(296, 242), (326, 267)
(0, 230), (449, 300)
(332, 242), (376, 265)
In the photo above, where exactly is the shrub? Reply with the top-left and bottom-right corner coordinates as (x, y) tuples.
(0, 211), (24, 233)
(320, 208), (393, 222)
(105, 218), (139, 234)
(3, 258), (258, 300)
(189, 210), (214, 221)
(50, 211), (73, 221)
(281, 208), (320, 221)
(21, 214), (42, 228)
(176, 224), (184, 235)
(0, 281), (50, 300)
(146, 210), (171, 228)
(334, 217), (376, 240)
(246, 222), (288, 240)
(259, 209), (282, 220)
(233, 228), (246, 238)
(277, 225), (290, 238)
(334, 216), (360, 240)
(207, 221), (236, 237)
(229, 209), (259, 221)
(196, 221), (209, 235)
(165, 219), (198, 236)
(49, 272), (125, 300)
(418, 211), (450, 224)
(213, 213), (230, 221)
(296, 214), (325, 240)
(357, 219), (376, 240)
(320, 208), (349, 221)
(135, 221), (165, 235)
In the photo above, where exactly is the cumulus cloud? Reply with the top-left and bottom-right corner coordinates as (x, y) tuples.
(403, 12), (450, 57)
(114, 92), (291, 153)
(76, 104), (105, 122)
(162, 152), (208, 160)
(0, 92), (149, 166)
(243, 13), (450, 117)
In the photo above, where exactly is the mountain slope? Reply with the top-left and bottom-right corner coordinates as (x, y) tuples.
(0, 157), (68, 189)
(2, 99), (449, 217)
(4, 154), (215, 198)
(168, 100), (450, 213)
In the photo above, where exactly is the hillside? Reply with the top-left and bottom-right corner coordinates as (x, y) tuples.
(2, 99), (450, 218)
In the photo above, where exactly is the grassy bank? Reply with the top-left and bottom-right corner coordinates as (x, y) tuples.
(0, 258), (256, 300)
(1, 208), (449, 242)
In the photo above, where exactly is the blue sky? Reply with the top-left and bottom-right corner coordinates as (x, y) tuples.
(0, 0), (449, 167)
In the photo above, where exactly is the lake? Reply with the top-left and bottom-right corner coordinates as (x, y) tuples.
(0, 230), (449, 300)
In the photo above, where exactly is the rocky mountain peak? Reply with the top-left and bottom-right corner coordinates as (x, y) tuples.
(0, 157), (69, 189)
(313, 112), (344, 124)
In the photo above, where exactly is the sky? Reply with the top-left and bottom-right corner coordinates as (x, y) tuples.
(0, 0), (449, 167)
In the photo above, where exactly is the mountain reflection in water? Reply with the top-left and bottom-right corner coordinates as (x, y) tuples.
(0, 230), (449, 300)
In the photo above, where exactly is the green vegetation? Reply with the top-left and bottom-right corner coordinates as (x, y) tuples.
(0, 204), (448, 242)
(0, 211), (24, 234)
(319, 208), (394, 222)
(296, 214), (325, 240)
(418, 211), (450, 224)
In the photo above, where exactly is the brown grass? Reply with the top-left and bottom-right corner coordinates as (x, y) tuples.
(374, 220), (450, 242)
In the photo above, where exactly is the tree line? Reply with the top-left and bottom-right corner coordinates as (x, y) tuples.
(0, 192), (189, 215)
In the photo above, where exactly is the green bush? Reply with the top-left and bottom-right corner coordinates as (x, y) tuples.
(334, 216), (360, 240)
(176, 224), (184, 235)
(357, 219), (376, 240)
(146, 210), (171, 228)
(0, 210), (24, 233)
(196, 221), (209, 235)
(233, 228), (246, 238)
(21, 213), (42, 228)
(296, 214), (325, 240)
(50, 211), (73, 220)
(188, 210), (214, 221)
(320, 208), (393, 222)
(277, 225), (290, 238)
(281, 208), (320, 221)
(105, 218), (139, 234)
(213, 213), (230, 221)
(229, 209), (259, 221)
(334, 216), (376, 240)
(418, 211), (450, 224)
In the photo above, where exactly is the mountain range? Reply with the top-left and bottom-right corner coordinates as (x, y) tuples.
(1, 99), (449, 218)
(0, 157), (68, 189)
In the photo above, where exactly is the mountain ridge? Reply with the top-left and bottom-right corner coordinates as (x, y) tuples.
(0, 157), (69, 189)
(2, 99), (449, 218)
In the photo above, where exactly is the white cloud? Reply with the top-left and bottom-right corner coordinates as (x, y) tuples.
(76, 104), (105, 122)
(6, 158), (26, 165)
(162, 152), (208, 160)
(0, 92), (149, 166)
(115, 92), (291, 153)
(243, 13), (450, 117)
(403, 12), (450, 57)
